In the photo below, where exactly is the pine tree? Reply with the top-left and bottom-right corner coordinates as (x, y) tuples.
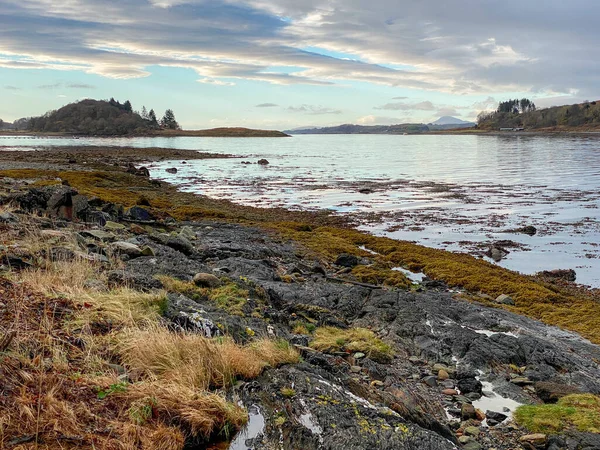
(141, 106), (148, 120)
(123, 100), (132, 113)
(160, 109), (179, 130)
(148, 109), (158, 127)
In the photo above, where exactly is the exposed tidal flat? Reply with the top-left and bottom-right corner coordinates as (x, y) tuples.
(2, 136), (600, 448)
(2, 133), (599, 287)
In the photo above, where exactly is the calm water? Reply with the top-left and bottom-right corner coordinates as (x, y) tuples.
(2, 134), (600, 286)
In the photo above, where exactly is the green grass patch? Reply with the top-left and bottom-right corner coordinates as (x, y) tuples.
(310, 326), (394, 363)
(515, 394), (600, 434)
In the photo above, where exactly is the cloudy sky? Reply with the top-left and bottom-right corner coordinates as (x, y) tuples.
(1, 0), (598, 129)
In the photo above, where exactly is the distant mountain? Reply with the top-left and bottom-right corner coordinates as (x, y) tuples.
(284, 123), (430, 135)
(431, 116), (475, 126)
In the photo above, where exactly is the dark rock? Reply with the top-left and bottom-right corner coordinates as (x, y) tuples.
(72, 194), (89, 220)
(1, 255), (32, 270)
(193, 273), (221, 288)
(335, 253), (359, 268)
(11, 188), (51, 212)
(257, 159), (269, 165)
(101, 203), (124, 220)
(126, 163), (150, 177)
(165, 167), (178, 174)
(87, 210), (112, 226)
(486, 410), (508, 424)
(537, 269), (577, 282)
(486, 245), (509, 262)
(535, 381), (581, 404)
(457, 377), (483, 394)
(558, 432), (600, 450)
(47, 186), (78, 220)
(165, 236), (194, 255)
(422, 375), (438, 387)
(124, 206), (156, 222)
(465, 392), (482, 401)
(107, 270), (163, 291)
(513, 225), (537, 236)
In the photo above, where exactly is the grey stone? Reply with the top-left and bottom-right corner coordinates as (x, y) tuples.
(193, 272), (221, 288)
(495, 294), (515, 305)
(111, 241), (143, 258)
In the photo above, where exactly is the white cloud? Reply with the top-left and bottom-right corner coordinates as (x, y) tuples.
(287, 104), (342, 115)
(375, 101), (435, 111)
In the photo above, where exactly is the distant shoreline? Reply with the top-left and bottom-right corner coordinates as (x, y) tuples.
(0, 127), (289, 138)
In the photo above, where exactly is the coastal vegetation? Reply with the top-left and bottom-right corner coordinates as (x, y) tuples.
(478, 98), (600, 130)
(1, 164), (600, 346)
(0, 213), (299, 447)
(515, 394), (600, 434)
(2, 149), (600, 448)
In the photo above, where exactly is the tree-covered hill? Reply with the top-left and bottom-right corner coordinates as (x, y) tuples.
(478, 99), (600, 130)
(26, 99), (177, 136)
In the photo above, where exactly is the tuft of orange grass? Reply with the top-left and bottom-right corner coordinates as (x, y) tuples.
(117, 326), (300, 390)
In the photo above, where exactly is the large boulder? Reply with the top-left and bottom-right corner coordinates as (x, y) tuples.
(46, 186), (79, 220)
(124, 206), (156, 222)
(535, 382), (581, 404)
(193, 273), (221, 288)
(457, 377), (483, 394)
(110, 241), (143, 258)
(335, 253), (359, 268)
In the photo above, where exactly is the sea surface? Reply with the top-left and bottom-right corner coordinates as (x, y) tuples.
(2, 134), (600, 286)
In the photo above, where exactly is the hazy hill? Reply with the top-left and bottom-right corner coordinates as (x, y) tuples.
(431, 116), (474, 126)
(285, 123), (430, 135)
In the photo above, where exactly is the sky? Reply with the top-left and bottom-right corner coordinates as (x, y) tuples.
(1, 0), (599, 130)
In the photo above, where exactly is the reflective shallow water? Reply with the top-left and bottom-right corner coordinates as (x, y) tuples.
(2, 134), (599, 286)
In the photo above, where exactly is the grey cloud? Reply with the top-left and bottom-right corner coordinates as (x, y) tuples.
(37, 83), (62, 89)
(255, 103), (279, 107)
(67, 83), (95, 89)
(471, 96), (497, 110)
(435, 108), (460, 117)
(287, 104), (342, 115)
(4, 85), (20, 90)
(392, 96), (408, 100)
(375, 101), (435, 111)
(0, 0), (599, 97)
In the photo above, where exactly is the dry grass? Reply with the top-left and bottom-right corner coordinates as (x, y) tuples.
(117, 326), (299, 390)
(0, 215), (298, 448)
(310, 326), (394, 363)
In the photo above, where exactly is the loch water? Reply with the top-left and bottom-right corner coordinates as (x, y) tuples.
(2, 133), (600, 286)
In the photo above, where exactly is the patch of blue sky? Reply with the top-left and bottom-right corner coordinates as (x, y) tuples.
(378, 62), (417, 71)
(301, 46), (364, 62)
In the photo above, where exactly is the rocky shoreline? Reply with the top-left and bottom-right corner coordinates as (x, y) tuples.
(1, 149), (600, 449)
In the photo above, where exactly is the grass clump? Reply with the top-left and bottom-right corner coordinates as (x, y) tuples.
(352, 265), (411, 288)
(280, 387), (296, 398)
(157, 275), (249, 316)
(515, 394), (600, 434)
(117, 327), (299, 390)
(310, 326), (394, 363)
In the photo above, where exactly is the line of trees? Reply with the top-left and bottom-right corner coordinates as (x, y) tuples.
(477, 98), (600, 129)
(22, 98), (181, 135)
